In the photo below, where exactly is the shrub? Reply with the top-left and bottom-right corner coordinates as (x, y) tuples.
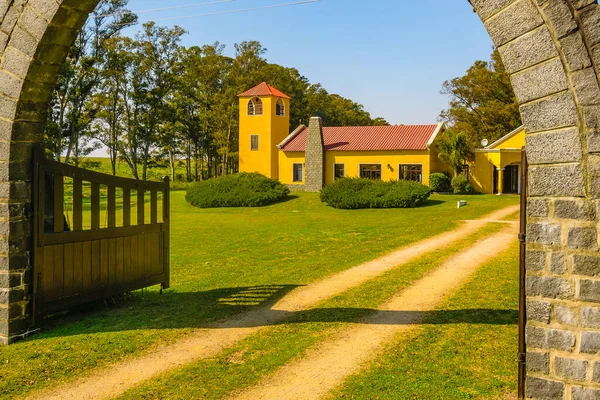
(464, 183), (477, 194)
(429, 173), (451, 192)
(320, 178), (431, 209)
(451, 175), (469, 194)
(186, 173), (290, 208)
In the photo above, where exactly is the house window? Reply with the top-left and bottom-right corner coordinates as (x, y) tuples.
(334, 164), (345, 180)
(293, 163), (303, 182)
(276, 99), (285, 117)
(399, 164), (423, 182)
(247, 97), (263, 116)
(360, 164), (382, 180)
(250, 135), (259, 151)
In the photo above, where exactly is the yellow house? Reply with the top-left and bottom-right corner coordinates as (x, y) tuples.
(237, 82), (525, 194)
(470, 126), (526, 195)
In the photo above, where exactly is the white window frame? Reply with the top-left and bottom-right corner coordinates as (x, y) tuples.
(276, 98), (286, 117)
(334, 163), (346, 181)
(250, 134), (259, 151)
(359, 163), (383, 180)
(292, 163), (304, 183)
(398, 163), (424, 183)
(247, 97), (264, 116)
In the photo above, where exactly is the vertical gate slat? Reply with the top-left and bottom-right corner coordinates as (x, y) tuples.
(123, 236), (131, 283)
(53, 175), (64, 233)
(73, 179), (83, 231)
(137, 189), (145, 225)
(91, 183), (100, 230)
(101, 240), (109, 285)
(131, 236), (138, 281)
(107, 186), (116, 228)
(83, 241), (92, 290)
(43, 246), (54, 299)
(150, 191), (158, 224)
(63, 243), (74, 297)
(91, 240), (100, 285)
(123, 188), (131, 227)
(53, 245), (64, 299)
(138, 234), (145, 277)
(73, 242), (83, 294)
(116, 237), (124, 284)
(108, 239), (117, 285)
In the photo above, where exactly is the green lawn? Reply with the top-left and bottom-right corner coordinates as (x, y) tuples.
(0, 192), (518, 399)
(331, 241), (520, 399)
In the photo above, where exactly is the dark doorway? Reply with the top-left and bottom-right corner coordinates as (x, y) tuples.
(503, 165), (519, 194)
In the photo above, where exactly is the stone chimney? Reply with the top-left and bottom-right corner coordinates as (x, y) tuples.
(305, 117), (325, 192)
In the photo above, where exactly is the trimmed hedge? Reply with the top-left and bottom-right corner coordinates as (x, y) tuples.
(186, 173), (290, 208)
(320, 178), (431, 209)
(429, 173), (451, 192)
(451, 175), (478, 194)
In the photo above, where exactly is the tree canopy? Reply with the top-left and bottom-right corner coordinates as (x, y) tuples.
(45, 1), (388, 181)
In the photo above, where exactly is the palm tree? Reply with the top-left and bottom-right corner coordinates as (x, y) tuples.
(437, 130), (474, 176)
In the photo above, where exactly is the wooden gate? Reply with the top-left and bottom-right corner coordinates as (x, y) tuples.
(32, 148), (170, 321)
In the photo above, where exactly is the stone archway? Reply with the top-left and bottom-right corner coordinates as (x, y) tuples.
(0, 0), (599, 398)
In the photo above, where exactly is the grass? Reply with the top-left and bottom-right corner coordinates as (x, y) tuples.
(116, 224), (509, 399)
(0, 191), (518, 399)
(331, 241), (520, 399)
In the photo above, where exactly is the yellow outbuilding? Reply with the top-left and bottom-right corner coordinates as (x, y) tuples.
(237, 82), (525, 194)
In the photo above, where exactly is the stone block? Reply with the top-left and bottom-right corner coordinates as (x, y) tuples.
(527, 275), (542, 296)
(554, 304), (579, 326)
(529, 164), (585, 197)
(580, 331), (600, 354)
(573, 255), (600, 276)
(572, 386), (600, 400)
(560, 31), (593, 71)
(550, 253), (567, 275)
(484, 0), (544, 47)
(498, 26), (558, 74)
(511, 58), (569, 103)
(469, 0), (515, 21)
(547, 328), (575, 351)
(555, 199), (596, 221)
(544, 0), (578, 38)
(568, 227), (598, 250)
(520, 92), (578, 133)
(528, 300), (551, 323)
(541, 277), (573, 299)
(580, 4), (600, 46)
(580, 280), (600, 303)
(527, 223), (562, 246)
(582, 306), (600, 328)
(527, 199), (549, 218)
(526, 325), (547, 348)
(526, 250), (546, 271)
(555, 357), (588, 381)
(526, 128), (583, 164)
(526, 377), (565, 400)
(527, 351), (549, 374)
(593, 362), (600, 383)
(572, 68), (600, 105)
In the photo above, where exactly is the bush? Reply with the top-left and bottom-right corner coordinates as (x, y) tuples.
(451, 175), (469, 194)
(186, 173), (290, 208)
(429, 173), (451, 192)
(464, 183), (477, 194)
(320, 178), (431, 209)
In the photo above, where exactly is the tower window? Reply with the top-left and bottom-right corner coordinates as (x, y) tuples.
(248, 97), (263, 116)
(276, 99), (285, 117)
(250, 135), (259, 151)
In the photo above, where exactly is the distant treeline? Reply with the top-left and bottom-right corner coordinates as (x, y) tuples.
(45, 0), (388, 182)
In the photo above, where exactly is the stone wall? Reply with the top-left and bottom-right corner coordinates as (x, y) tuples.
(470, 0), (600, 398)
(304, 117), (325, 192)
(0, 1), (598, 398)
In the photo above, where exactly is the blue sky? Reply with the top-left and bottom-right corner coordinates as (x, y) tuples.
(122, 0), (494, 125)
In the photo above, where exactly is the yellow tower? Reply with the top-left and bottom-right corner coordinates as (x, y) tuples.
(238, 82), (291, 179)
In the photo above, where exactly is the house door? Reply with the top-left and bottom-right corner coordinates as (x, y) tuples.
(503, 165), (520, 194)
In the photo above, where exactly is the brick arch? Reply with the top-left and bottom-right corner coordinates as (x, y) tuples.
(0, 0), (599, 397)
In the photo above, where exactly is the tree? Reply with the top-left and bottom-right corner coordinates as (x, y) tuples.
(439, 50), (521, 148)
(437, 130), (474, 176)
(45, 0), (137, 164)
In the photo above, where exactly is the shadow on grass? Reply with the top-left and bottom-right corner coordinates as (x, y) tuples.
(34, 285), (517, 340)
(419, 199), (445, 208)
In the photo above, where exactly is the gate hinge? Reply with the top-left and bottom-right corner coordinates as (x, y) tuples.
(518, 233), (527, 243)
(518, 352), (526, 364)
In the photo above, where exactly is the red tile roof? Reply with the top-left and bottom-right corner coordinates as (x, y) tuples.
(237, 82), (291, 99)
(279, 124), (442, 152)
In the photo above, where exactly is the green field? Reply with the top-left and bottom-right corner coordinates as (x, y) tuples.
(0, 190), (519, 399)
